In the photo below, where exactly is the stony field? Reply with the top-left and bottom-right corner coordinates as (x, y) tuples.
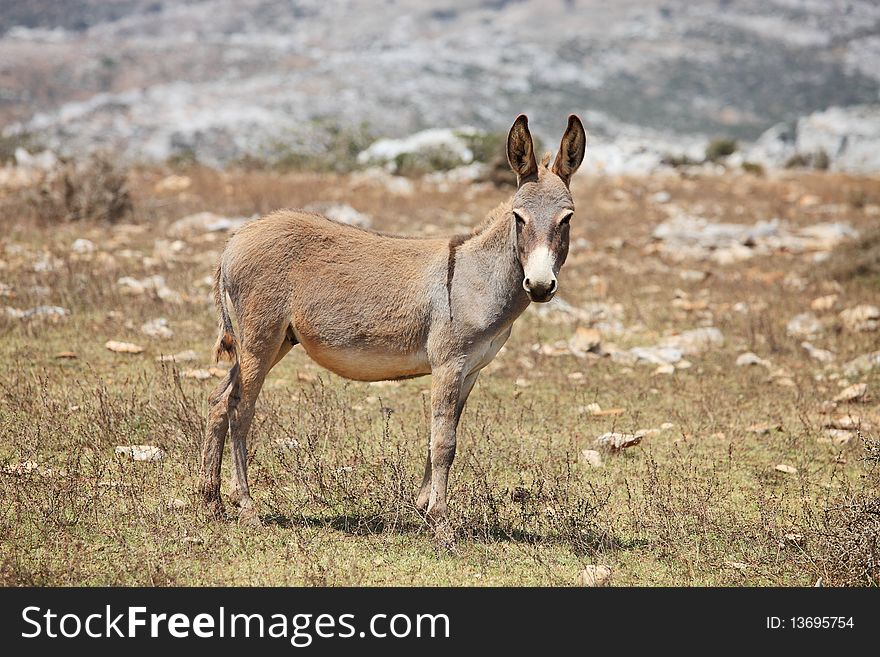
(0, 164), (878, 585)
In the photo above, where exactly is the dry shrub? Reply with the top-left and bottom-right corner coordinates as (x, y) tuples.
(25, 153), (132, 223)
(450, 459), (613, 555)
(797, 437), (880, 586)
(705, 138), (737, 162)
(823, 224), (880, 289)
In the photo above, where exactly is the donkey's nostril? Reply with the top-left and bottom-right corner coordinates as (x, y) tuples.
(523, 277), (532, 290)
(549, 279), (558, 294)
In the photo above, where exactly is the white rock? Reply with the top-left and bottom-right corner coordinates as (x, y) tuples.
(105, 340), (145, 354)
(679, 269), (707, 282)
(659, 327), (724, 355)
(839, 305), (880, 333)
(580, 402), (602, 415)
(833, 383), (868, 403)
(181, 369), (213, 380)
(117, 274), (166, 295)
(5, 305), (69, 320)
(14, 147), (57, 170)
(153, 239), (188, 258)
(797, 223), (860, 251)
(2, 459), (54, 477)
(652, 215), (857, 263)
(824, 416), (865, 431)
(630, 345), (683, 366)
(32, 255), (61, 272)
(579, 449), (603, 468)
(749, 106), (880, 173)
(843, 352), (880, 377)
(786, 313), (824, 339)
(794, 105), (880, 173)
(154, 174), (191, 193)
(810, 294), (838, 312)
(610, 350), (638, 366)
(115, 445), (165, 462)
(823, 429), (855, 446)
(651, 191), (671, 204)
(595, 432), (642, 452)
(141, 318), (173, 339)
(736, 352), (770, 367)
(117, 275), (182, 304)
(71, 238), (97, 254)
(578, 565), (612, 587)
(774, 464), (798, 475)
(801, 342), (835, 363)
(156, 350), (199, 363)
(357, 128), (475, 169)
(168, 212), (250, 237)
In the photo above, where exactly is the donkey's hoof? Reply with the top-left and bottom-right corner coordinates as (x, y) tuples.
(238, 505), (262, 528)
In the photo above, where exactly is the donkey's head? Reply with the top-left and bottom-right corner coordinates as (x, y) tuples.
(506, 114), (586, 303)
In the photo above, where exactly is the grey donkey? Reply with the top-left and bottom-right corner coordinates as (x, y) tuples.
(199, 114), (587, 544)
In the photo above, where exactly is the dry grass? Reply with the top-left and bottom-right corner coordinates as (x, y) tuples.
(0, 165), (878, 586)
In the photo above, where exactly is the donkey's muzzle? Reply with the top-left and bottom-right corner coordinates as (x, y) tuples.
(523, 277), (557, 303)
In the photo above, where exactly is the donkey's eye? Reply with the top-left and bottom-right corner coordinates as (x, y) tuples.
(513, 211), (526, 226)
(559, 211), (573, 226)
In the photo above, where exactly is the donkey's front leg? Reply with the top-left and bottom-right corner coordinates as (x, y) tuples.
(425, 364), (478, 546)
(417, 369), (478, 513)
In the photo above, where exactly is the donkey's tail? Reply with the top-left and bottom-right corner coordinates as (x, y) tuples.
(212, 262), (238, 364)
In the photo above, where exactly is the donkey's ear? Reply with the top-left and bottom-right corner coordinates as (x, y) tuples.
(552, 114), (587, 187)
(507, 114), (539, 186)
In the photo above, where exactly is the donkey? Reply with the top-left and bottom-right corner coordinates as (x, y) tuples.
(199, 114), (587, 541)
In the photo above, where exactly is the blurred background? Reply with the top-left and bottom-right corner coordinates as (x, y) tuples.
(1, 0), (879, 175)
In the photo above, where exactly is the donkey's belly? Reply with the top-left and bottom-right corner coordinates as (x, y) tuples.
(298, 340), (430, 382)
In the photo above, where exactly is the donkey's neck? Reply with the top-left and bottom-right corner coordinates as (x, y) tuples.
(455, 200), (530, 329)
(469, 201), (518, 267)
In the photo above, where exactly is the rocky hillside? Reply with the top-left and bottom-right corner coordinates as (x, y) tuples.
(1, 0), (878, 169)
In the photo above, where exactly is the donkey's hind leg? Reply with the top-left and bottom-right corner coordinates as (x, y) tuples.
(199, 363), (239, 516)
(227, 328), (290, 526)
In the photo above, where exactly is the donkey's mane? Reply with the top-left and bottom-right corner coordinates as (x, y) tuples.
(470, 199), (513, 238)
